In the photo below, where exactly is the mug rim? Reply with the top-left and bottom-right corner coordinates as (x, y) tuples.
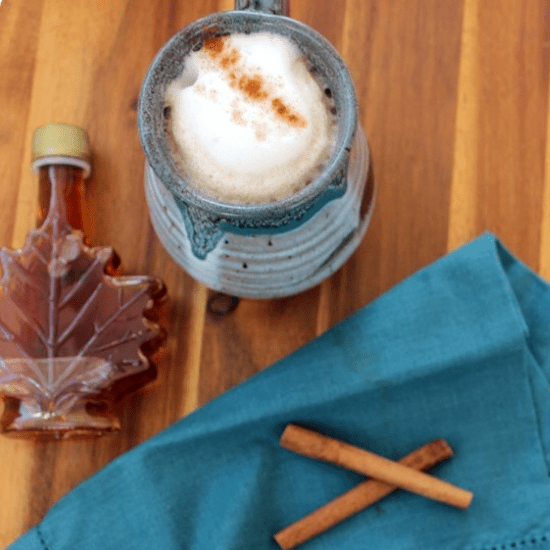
(137, 10), (358, 224)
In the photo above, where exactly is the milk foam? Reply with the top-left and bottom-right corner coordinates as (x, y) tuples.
(165, 32), (337, 203)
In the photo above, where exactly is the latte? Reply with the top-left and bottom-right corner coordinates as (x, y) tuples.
(164, 31), (337, 204)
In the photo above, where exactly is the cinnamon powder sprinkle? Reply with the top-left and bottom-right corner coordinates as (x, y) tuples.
(231, 109), (245, 125)
(238, 74), (268, 101)
(271, 98), (307, 127)
(220, 48), (240, 68)
(200, 37), (308, 129)
(203, 36), (225, 57)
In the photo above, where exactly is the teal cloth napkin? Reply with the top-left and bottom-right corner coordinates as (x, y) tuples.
(9, 233), (550, 550)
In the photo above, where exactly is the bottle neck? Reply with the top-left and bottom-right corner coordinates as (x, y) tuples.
(36, 164), (88, 232)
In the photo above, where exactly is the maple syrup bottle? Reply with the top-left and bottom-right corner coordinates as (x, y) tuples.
(0, 124), (165, 439)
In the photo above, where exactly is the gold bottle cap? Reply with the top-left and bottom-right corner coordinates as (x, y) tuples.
(31, 123), (91, 177)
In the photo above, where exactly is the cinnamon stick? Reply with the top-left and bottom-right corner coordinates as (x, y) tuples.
(280, 424), (473, 509)
(274, 438), (453, 550)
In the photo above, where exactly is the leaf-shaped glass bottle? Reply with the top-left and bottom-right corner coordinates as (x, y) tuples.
(0, 124), (166, 438)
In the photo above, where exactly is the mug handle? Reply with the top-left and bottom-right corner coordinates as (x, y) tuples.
(234, 0), (289, 16)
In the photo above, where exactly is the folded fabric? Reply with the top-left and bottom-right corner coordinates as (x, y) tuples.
(9, 233), (550, 550)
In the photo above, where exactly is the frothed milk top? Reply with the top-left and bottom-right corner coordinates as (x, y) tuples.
(165, 32), (337, 204)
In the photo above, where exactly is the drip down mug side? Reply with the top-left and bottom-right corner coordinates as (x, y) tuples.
(138, 7), (375, 299)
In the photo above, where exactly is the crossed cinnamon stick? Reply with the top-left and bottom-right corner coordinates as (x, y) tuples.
(274, 424), (473, 550)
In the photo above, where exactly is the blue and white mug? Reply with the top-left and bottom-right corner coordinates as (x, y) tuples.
(138, 0), (374, 298)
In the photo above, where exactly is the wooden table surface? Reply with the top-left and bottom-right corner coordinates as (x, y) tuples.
(0, 0), (549, 546)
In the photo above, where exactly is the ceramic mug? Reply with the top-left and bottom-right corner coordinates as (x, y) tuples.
(138, 0), (375, 298)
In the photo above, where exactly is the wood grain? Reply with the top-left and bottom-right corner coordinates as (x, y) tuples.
(0, 0), (549, 547)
